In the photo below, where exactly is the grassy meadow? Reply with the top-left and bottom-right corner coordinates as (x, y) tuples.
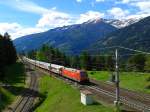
(88, 71), (150, 94)
(35, 75), (114, 112)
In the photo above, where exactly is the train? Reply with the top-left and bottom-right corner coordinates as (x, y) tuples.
(23, 57), (89, 83)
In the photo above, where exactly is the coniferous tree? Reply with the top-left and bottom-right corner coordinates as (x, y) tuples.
(3, 32), (17, 65)
(144, 56), (150, 72)
(127, 54), (146, 71)
(80, 52), (92, 70)
(105, 55), (114, 71)
(0, 33), (17, 81)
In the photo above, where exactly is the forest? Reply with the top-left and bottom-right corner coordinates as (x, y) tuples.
(26, 44), (150, 72)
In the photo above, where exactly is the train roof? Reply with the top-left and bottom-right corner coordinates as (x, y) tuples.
(51, 64), (64, 69)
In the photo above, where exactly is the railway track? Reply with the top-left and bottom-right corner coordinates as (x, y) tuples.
(28, 62), (150, 112)
(12, 71), (38, 112)
(91, 79), (150, 104)
(86, 85), (150, 112)
(90, 79), (150, 111)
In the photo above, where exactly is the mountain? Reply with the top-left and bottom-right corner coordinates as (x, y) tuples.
(85, 18), (142, 29)
(103, 18), (141, 29)
(13, 20), (117, 54)
(90, 16), (150, 53)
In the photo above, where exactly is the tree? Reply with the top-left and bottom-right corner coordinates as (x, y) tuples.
(27, 50), (36, 59)
(144, 55), (150, 72)
(94, 55), (105, 70)
(0, 33), (17, 81)
(127, 54), (146, 71)
(80, 52), (92, 70)
(105, 55), (114, 71)
(70, 56), (80, 69)
(3, 32), (17, 65)
(36, 51), (47, 62)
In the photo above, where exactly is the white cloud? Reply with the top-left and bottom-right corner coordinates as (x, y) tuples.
(0, 10), (106, 40)
(0, 0), (77, 39)
(0, 0), (49, 14)
(0, 23), (22, 33)
(119, 0), (131, 4)
(134, 1), (150, 13)
(11, 27), (46, 39)
(126, 13), (150, 19)
(76, 0), (82, 3)
(37, 10), (74, 28)
(95, 0), (105, 2)
(117, 0), (148, 4)
(76, 11), (105, 24)
(1, 0), (150, 40)
(0, 23), (22, 40)
(107, 7), (129, 19)
(0, 22), (46, 40)
(125, 1), (150, 19)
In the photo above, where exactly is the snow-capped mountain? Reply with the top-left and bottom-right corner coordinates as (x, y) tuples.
(90, 16), (150, 54)
(104, 18), (142, 28)
(14, 19), (117, 54)
(85, 18), (142, 29)
(13, 16), (144, 54)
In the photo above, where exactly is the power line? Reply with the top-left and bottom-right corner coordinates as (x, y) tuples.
(117, 46), (150, 55)
(63, 46), (118, 53)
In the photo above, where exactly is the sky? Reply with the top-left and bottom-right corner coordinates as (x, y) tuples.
(0, 0), (150, 40)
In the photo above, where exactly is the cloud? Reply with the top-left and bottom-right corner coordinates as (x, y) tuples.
(0, 23), (22, 40)
(134, 1), (150, 13)
(76, 0), (82, 3)
(0, 23), (22, 33)
(119, 0), (131, 4)
(76, 11), (105, 24)
(0, 22), (46, 40)
(117, 0), (148, 4)
(11, 27), (46, 39)
(0, 0), (77, 39)
(0, 10), (106, 40)
(116, 0), (150, 19)
(1, 0), (150, 40)
(0, 0), (48, 14)
(126, 13), (150, 19)
(95, 0), (105, 2)
(107, 7), (129, 19)
(37, 10), (75, 28)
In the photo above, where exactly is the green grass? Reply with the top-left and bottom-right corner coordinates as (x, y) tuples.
(0, 62), (25, 110)
(88, 71), (150, 93)
(35, 75), (114, 112)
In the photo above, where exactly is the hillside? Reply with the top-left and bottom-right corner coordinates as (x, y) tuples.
(13, 20), (117, 54)
(90, 16), (150, 53)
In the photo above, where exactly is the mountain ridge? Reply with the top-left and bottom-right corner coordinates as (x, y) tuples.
(90, 16), (150, 54)
(14, 20), (117, 54)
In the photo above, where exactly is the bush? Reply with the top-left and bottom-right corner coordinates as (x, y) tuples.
(146, 77), (150, 81)
(145, 83), (150, 89)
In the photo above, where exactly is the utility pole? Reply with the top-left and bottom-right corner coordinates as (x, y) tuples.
(35, 59), (36, 69)
(22, 57), (26, 84)
(114, 49), (120, 107)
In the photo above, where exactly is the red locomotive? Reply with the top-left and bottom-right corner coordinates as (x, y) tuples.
(61, 67), (89, 82)
(24, 57), (89, 83)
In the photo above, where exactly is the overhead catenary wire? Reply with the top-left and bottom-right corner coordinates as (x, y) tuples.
(117, 46), (150, 55)
(59, 45), (150, 57)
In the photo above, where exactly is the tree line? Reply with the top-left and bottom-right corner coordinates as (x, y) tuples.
(0, 33), (17, 80)
(26, 44), (150, 72)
